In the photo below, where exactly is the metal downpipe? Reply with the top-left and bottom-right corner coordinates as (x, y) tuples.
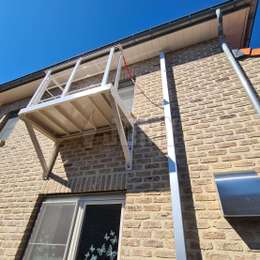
(216, 8), (260, 116)
(160, 52), (187, 260)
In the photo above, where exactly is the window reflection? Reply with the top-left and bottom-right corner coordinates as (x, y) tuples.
(76, 204), (121, 260)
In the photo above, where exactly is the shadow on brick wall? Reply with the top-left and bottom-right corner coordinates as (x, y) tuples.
(14, 196), (44, 260)
(13, 50), (209, 259)
(166, 55), (203, 260)
(14, 39), (260, 259)
(227, 217), (260, 250)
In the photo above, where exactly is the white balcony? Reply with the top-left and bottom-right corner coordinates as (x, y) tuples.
(19, 47), (135, 179)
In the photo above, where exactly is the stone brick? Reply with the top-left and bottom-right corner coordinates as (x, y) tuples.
(202, 231), (226, 239)
(142, 239), (164, 248)
(154, 249), (175, 258)
(131, 248), (152, 257)
(206, 253), (232, 260)
(216, 242), (243, 252)
(143, 220), (162, 229)
(1, 39), (260, 260)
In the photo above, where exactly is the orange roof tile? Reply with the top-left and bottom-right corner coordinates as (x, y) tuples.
(240, 48), (260, 57)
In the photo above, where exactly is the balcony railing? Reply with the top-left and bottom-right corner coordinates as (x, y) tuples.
(19, 47), (135, 179)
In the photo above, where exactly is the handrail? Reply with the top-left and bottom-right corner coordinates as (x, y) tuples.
(28, 70), (52, 107)
(28, 47), (118, 108)
(61, 58), (82, 97)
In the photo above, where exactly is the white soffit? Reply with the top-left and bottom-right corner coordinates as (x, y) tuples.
(0, 7), (249, 106)
(122, 7), (249, 64)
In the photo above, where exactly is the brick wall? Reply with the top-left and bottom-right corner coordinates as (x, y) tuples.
(0, 57), (174, 259)
(166, 40), (260, 259)
(0, 39), (259, 260)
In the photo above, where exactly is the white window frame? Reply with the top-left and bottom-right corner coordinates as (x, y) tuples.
(68, 195), (125, 260)
(24, 198), (79, 260)
(25, 194), (125, 260)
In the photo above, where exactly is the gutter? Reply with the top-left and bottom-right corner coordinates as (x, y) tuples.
(216, 8), (260, 116)
(160, 52), (187, 260)
(0, 0), (257, 93)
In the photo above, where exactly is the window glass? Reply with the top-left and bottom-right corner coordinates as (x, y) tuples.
(76, 204), (122, 260)
(22, 197), (123, 260)
(23, 202), (76, 260)
(118, 80), (134, 112)
(0, 111), (19, 143)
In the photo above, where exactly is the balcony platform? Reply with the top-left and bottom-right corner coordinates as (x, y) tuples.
(19, 47), (135, 179)
(20, 83), (133, 141)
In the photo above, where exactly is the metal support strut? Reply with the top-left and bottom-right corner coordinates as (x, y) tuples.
(25, 120), (60, 179)
(216, 8), (260, 116)
(111, 49), (134, 169)
(160, 52), (187, 260)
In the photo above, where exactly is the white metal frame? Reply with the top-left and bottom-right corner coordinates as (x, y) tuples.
(160, 52), (187, 260)
(40, 194), (125, 260)
(24, 194), (124, 260)
(23, 199), (79, 260)
(24, 121), (60, 179)
(20, 47), (135, 179)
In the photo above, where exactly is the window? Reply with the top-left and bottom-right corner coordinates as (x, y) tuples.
(215, 171), (260, 217)
(23, 195), (124, 260)
(23, 200), (76, 260)
(76, 204), (122, 260)
(0, 110), (19, 146)
(118, 80), (134, 112)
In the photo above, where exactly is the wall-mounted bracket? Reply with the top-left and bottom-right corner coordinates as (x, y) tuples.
(24, 120), (60, 180)
(111, 98), (134, 170)
(110, 51), (134, 170)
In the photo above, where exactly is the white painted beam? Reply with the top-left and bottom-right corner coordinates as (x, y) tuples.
(25, 121), (48, 178)
(111, 99), (131, 169)
(28, 70), (52, 106)
(46, 142), (60, 179)
(62, 58), (82, 97)
(160, 52), (187, 260)
(25, 120), (60, 179)
(53, 106), (82, 131)
(38, 110), (70, 135)
(101, 47), (115, 86)
(114, 54), (123, 90)
(21, 115), (57, 142)
(70, 101), (96, 130)
(88, 96), (112, 126)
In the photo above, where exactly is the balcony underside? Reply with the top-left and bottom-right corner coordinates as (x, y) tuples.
(19, 84), (132, 142)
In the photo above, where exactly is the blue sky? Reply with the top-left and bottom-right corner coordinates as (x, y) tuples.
(0, 0), (259, 84)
